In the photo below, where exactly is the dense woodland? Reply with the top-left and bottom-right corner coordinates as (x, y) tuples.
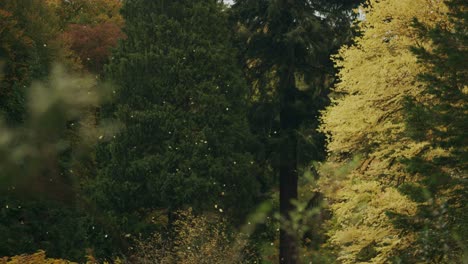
(0, 0), (466, 263)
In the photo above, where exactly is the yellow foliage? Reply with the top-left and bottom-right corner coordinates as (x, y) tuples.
(133, 209), (253, 264)
(319, 0), (448, 263)
(0, 251), (124, 264)
(329, 180), (417, 263)
(322, 0), (447, 169)
(0, 251), (77, 264)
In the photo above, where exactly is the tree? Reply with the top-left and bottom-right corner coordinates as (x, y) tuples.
(395, 0), (467, 261)
(0, 66), (104, 261)
(47, 0), (123, 28)
(319, 0), (453, 262)
(89, 0), (262, 248)
(0, 0), (79, 123)
(49, 0), (125, 74)
(60, 22), (125, 74)
(230, 0), (361, 262)
(0, 1), (110, 260)
(0, 7), (33, 122)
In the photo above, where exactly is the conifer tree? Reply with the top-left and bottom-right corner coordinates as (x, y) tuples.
(395, 0), (467, 261)
(91, 0), (262, 240)
(230, 1), (361, 263)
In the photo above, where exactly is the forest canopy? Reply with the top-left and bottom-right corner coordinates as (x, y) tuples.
(0, 0), (466, 263)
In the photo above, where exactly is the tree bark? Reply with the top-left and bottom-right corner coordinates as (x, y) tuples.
(279, 65), (298, 264)
(279, 141), (298, 264)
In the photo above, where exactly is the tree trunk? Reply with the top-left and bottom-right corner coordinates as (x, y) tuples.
(279, 65), (298, 264)
(279, 141), (298, 264)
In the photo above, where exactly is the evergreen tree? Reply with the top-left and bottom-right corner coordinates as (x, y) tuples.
(90, 0), (262, 244)
(396, 0), (467, 261)
(230, 0), (361, 262)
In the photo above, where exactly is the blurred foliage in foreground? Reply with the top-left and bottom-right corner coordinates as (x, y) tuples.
(0, 65), (114, 261)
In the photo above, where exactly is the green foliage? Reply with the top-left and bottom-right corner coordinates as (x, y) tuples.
(397, 182), (430, 203)
(0, 65), (109, 261)
(2, 1), (466, 263)
(396, 0), (468, 262)
(0, 66), (99, 192)
(49, 0), (124, 27)
(231, 0), (361, 168)
(89, 1), (263, 250)
(0, 0), (80, 123)
(0, 199), (88, 261)
(231, 1), (363, 262)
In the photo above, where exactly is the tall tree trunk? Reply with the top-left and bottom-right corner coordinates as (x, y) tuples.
(279, 138), (298, 264)
(279, 66), (298, 264)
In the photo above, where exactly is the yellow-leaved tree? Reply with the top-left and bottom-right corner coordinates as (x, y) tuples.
(319, 0), (449, 263)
